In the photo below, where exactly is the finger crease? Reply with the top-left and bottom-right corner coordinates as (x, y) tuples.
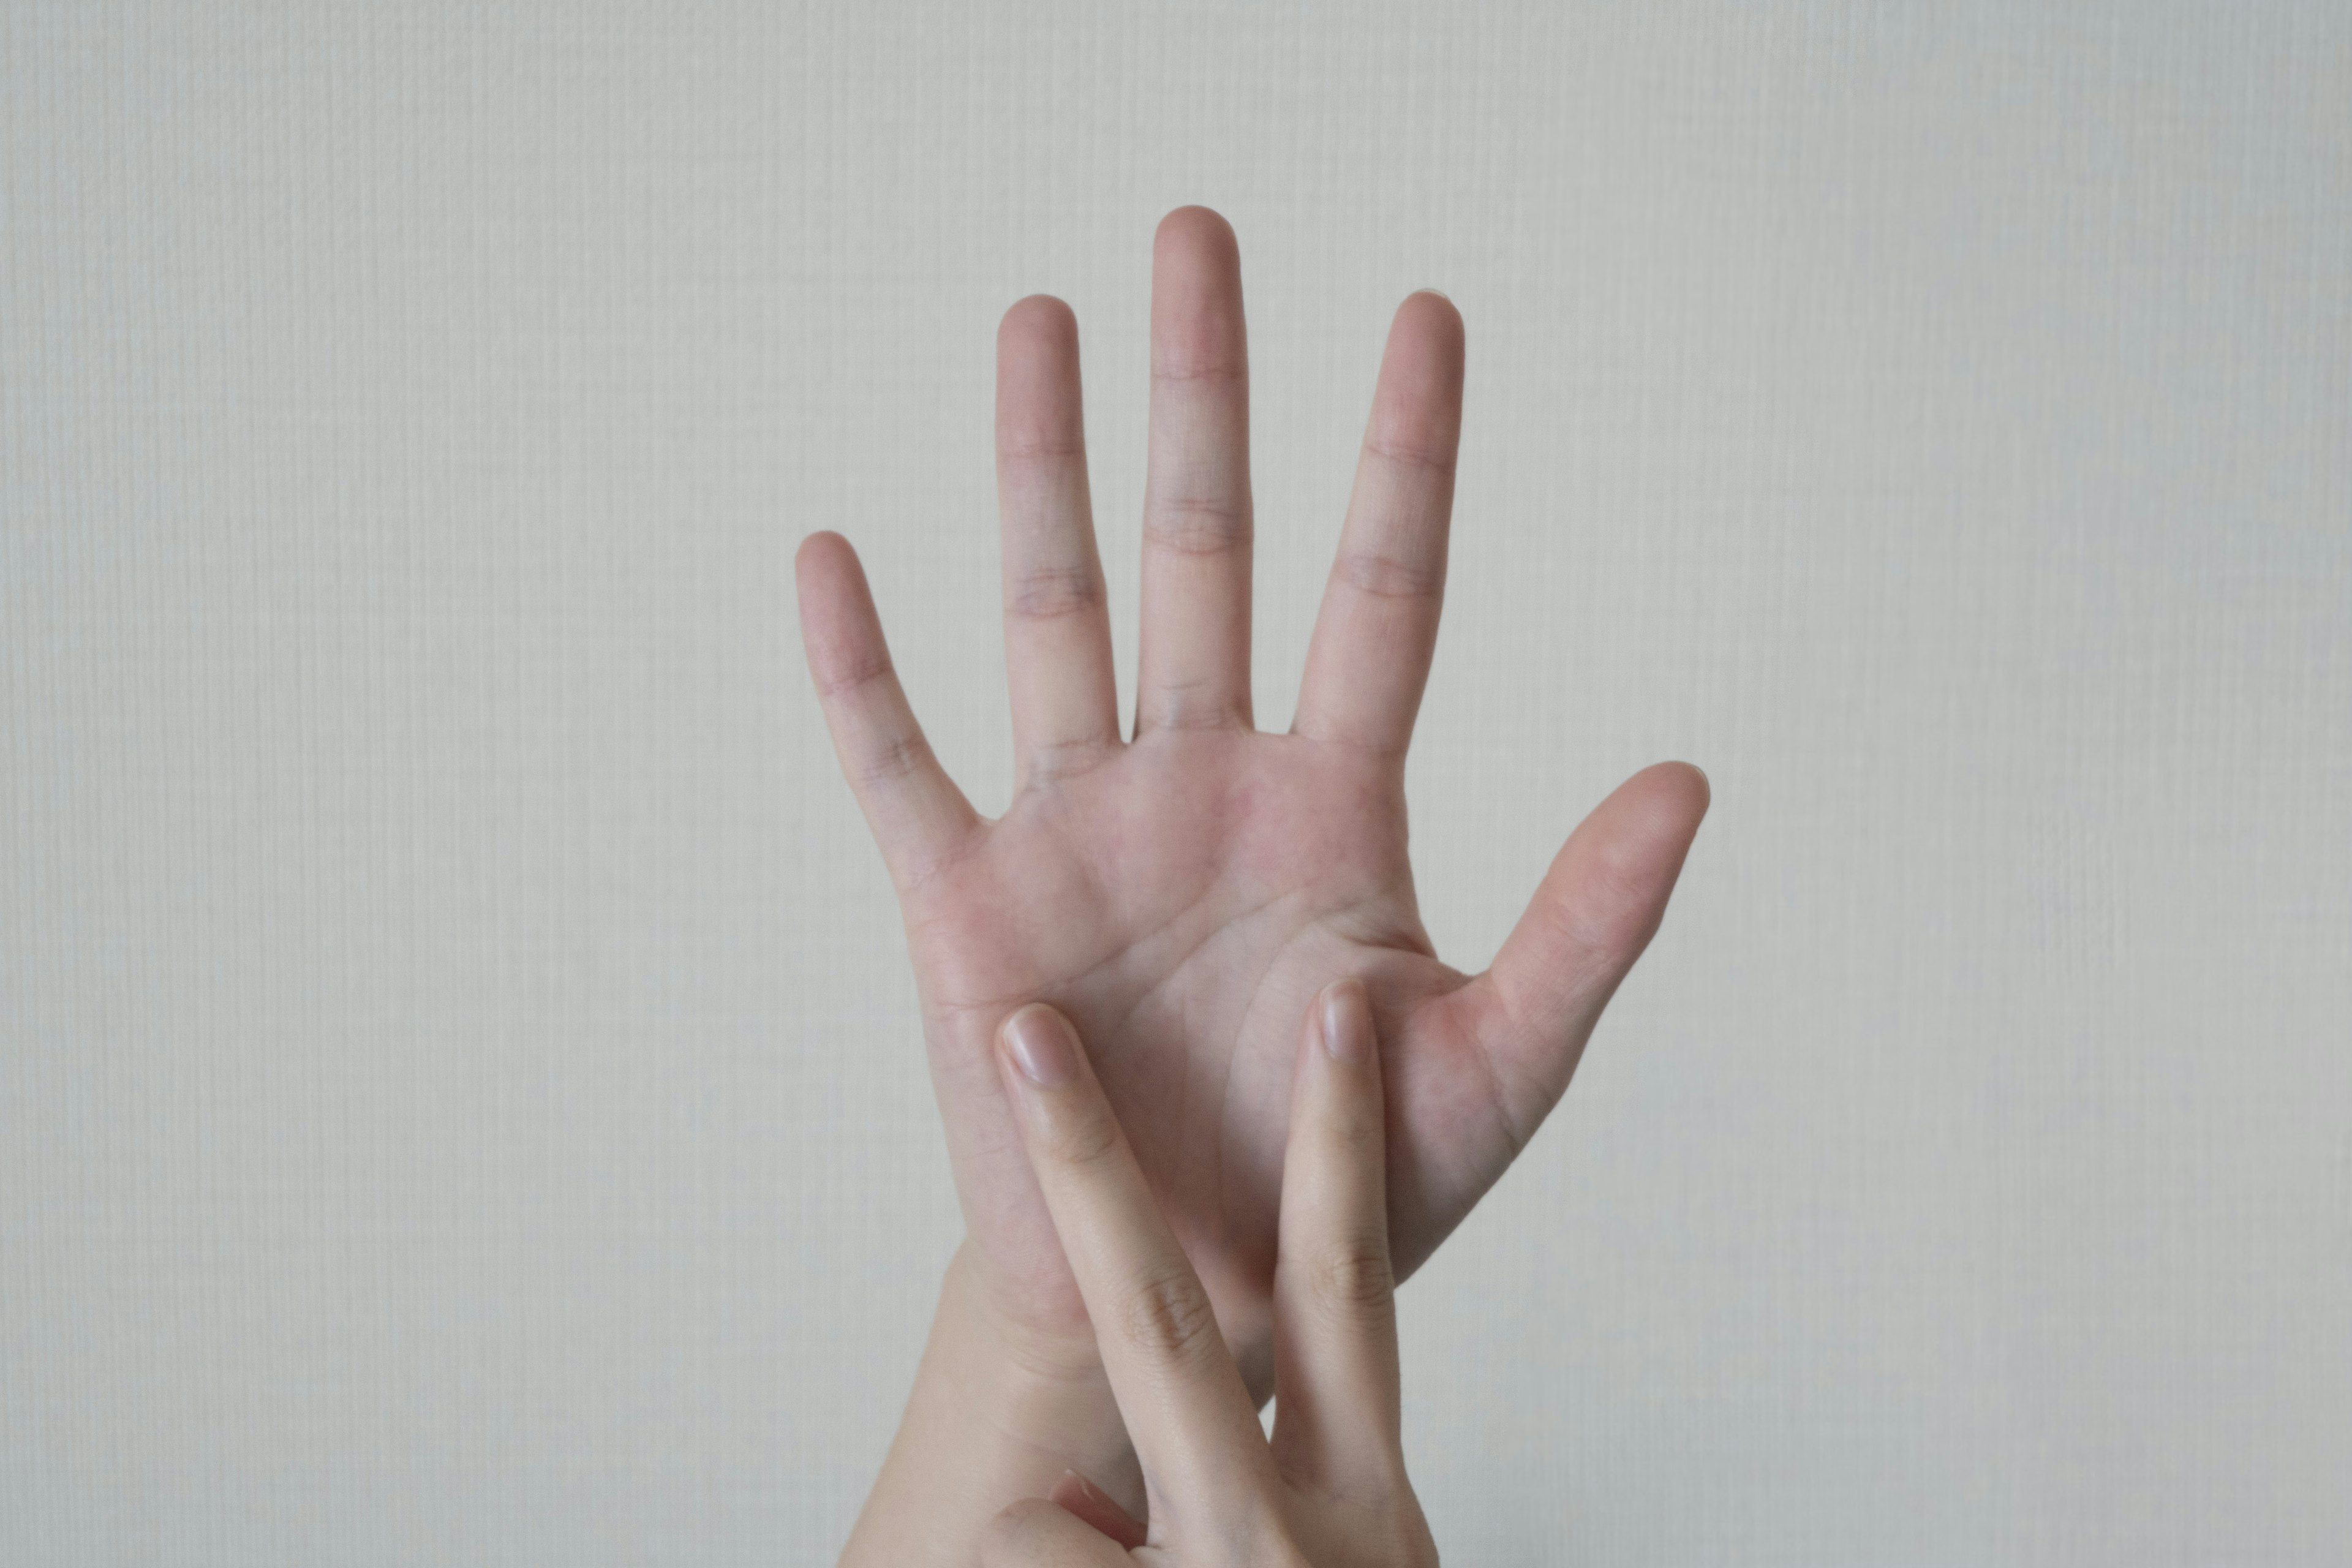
(1151, 360), (1247, 386)
(1363, 435), (1458, 475)
(1121, 1267), (1220, 1362)
(854, 731), (935, 787)
(1007, 565), (1107, 620)
(1144, 495), (1252, 553)
(997, 436), (1088, 462)
(1335, 548), (1445, 601)
(815, 652), (894, 698)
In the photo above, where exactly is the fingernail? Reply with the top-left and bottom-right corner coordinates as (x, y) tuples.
(1322, 980), (1369, 1063)
(1003, 1005), (1079, 1088)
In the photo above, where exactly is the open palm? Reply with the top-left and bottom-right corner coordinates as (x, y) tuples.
(797, 208), (1708, 1381)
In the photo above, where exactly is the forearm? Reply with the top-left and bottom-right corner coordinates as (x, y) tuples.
(837, 1242), (1144, 1568)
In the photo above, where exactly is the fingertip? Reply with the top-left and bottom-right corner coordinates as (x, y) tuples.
(794, 529), (854, 581)
(1393, 287), (1464, 353)
(794, 534), (873, 630)
(996, 296), (1087, 461)
(1618, 760), (1713, 854)
(1155, 203), (1238, 261)
(794, 534), (888, 687)
(1656, 758), (1711, 813)
(1150, 206), (1248, 379)
(1368, 295), (1465, 452)
(999, 293), (1079, 352)
(1551, 764), (1710, 950)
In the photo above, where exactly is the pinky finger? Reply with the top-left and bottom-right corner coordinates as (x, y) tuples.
(796, 532), (982, 887)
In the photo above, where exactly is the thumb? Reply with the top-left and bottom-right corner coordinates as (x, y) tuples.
(1458, 761), (1709, 1149)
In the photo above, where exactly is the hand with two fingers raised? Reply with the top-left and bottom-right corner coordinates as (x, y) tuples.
(986, 982), (1439, 1567)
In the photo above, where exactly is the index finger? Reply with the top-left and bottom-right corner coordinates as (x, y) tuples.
(995, 1004), (1276, 1522)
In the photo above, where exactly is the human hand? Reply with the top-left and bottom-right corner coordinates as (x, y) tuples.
(799, 206), (1707, 1398)
(982, 985), (1437, 1566)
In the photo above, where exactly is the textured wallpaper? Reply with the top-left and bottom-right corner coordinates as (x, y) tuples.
(4, 2), (2348, 1563)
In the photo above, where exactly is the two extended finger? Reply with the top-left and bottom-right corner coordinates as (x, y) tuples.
(993, 984), (1411, 1545)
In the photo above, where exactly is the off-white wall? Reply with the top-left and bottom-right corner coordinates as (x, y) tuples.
(5, 3), (2347, 1564)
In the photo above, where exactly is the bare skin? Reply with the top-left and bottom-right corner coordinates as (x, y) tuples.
(809, 206), (1709, 1560)
(981, 986), (1440, 1567)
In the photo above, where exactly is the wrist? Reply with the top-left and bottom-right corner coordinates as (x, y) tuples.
(931, 1240), (1139, 1481)
(837, 1243), (1140, 1568)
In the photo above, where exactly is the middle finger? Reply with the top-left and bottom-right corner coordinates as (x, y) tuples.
(1136, 206), (1254, 735)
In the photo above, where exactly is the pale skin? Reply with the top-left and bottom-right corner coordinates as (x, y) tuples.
(807, 206), (1709, 1561)
(982, 984), (1438, 1566)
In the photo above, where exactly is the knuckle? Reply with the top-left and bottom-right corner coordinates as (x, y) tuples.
(1144, 492), (1251, 553)
(1118, 1264), (1221, 1363)
(1335, 546), (1444, 602)
(1140, 674), (1248, 733)
(853, 731), (932, 788)
(1545, 858), (1648, 976)
(1364, 434), (1458, 476)
(1152, 356), (1246, 386)
(1307, 1232), (1396, 1317)
(1046, 1102), (1125, 1170)
(814, 649), (893, 699)
(997, 433), (1087, 465)
(1006, 564), (1105, 621)
(1019, 736), (1118, 787)
(1322, 1096), (1387, 1159)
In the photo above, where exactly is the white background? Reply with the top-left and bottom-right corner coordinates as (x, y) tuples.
(4, 3), (2348, 1563)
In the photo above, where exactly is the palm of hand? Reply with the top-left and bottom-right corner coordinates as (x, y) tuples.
(798, 208), (1707, 1369)
(911, 729), (1471, 1344)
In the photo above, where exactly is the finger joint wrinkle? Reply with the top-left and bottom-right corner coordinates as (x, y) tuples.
(997, 435), (1088, 465)
(1144, 494), (1253, 554)
(1335, 547), (1444, 602)
(1008, 565), (1107, 620)
(1050, 1106), (1125, 1171)
(1121, 1267), (1222, 1363)
(1363, 435), (1457, 477)
(855, 731), (935, 787)
(1307, 1237), (1396, 1318)
(1150, 358), (1247, 387)
(816, 651), (895, 698)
